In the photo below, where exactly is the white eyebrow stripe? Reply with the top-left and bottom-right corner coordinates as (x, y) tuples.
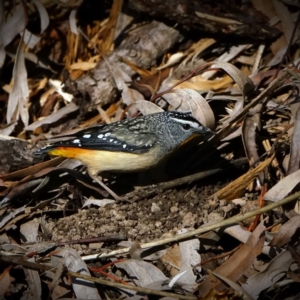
(170, 117), (200, 128)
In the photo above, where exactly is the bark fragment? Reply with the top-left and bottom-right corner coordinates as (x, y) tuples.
(67, 21), (184, 108)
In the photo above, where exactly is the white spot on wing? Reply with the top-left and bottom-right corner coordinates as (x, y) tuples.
(83, 134), (91, 138)
(98, 134), (103, 138)
(73, 139), (80, 144)
(123, 144), (127, 149)
(105, 133), (111, 137)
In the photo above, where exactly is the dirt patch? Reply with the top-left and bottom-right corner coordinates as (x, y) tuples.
(47, 181), (238, 255)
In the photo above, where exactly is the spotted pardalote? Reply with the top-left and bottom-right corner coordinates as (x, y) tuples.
(34, 111), (213, 175)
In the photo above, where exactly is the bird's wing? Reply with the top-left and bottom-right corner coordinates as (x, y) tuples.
(34, 123), (157, 156)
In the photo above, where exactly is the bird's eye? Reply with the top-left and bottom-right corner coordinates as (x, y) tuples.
(182, 123), (191, 130)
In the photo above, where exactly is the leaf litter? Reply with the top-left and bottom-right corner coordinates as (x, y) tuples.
(0, 1), (300, 299)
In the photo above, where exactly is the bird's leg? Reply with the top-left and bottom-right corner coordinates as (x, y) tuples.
(90, 173), (121, 201)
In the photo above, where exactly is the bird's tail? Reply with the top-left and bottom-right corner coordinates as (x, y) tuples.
(33, 144), (55, 158)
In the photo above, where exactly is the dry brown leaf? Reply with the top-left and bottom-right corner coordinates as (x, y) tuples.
(59, 248), (101, 299)
(118, 55), (153, 77)
(181, 38), (216, 67)
(212, 272), (255, 300)
(25, 102), (78, 131)
(116, 260), (168, 288)
(225, 225), (272, 256)
(177, 229), (201, 284)
(131, 100), (163, 115)
(0, 3), (26, 66)
(198, 222), (265, 297)
(272, 0), (296, 42)
(288, 105), (300, 175)
(242, 249), (295, 298)
(24, 0), (49, 48)
(20, 219), (40, 243)
(251, 0), (287, 58)
(242, 115), (260, 164)
(288, 266), (300, 283)
(201, 45), (252, 79)
(160, 244), (182, 276)
(288, 246), (300, 282)
(158, 89), (186, 111)
(174, 88), (215, 129)
(6, 40), (29, 127)
(242, 113), (264, 183)
(0, 266), (12, 297)
(270, 215), (300, 248)
(178, 74), (233, 91)
(23, 258), (42, 300)
(46, 262), (65, 299)
(264, 168), (300, 202)
(129, 240), (143, 260)
(207, 61), (254, 122)
(69, 61), (97, 70)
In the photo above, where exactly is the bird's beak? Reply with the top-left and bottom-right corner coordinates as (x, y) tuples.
(196, 126), (214, 140)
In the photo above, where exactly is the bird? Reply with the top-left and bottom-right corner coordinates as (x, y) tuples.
(34, 111), (213, 177)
